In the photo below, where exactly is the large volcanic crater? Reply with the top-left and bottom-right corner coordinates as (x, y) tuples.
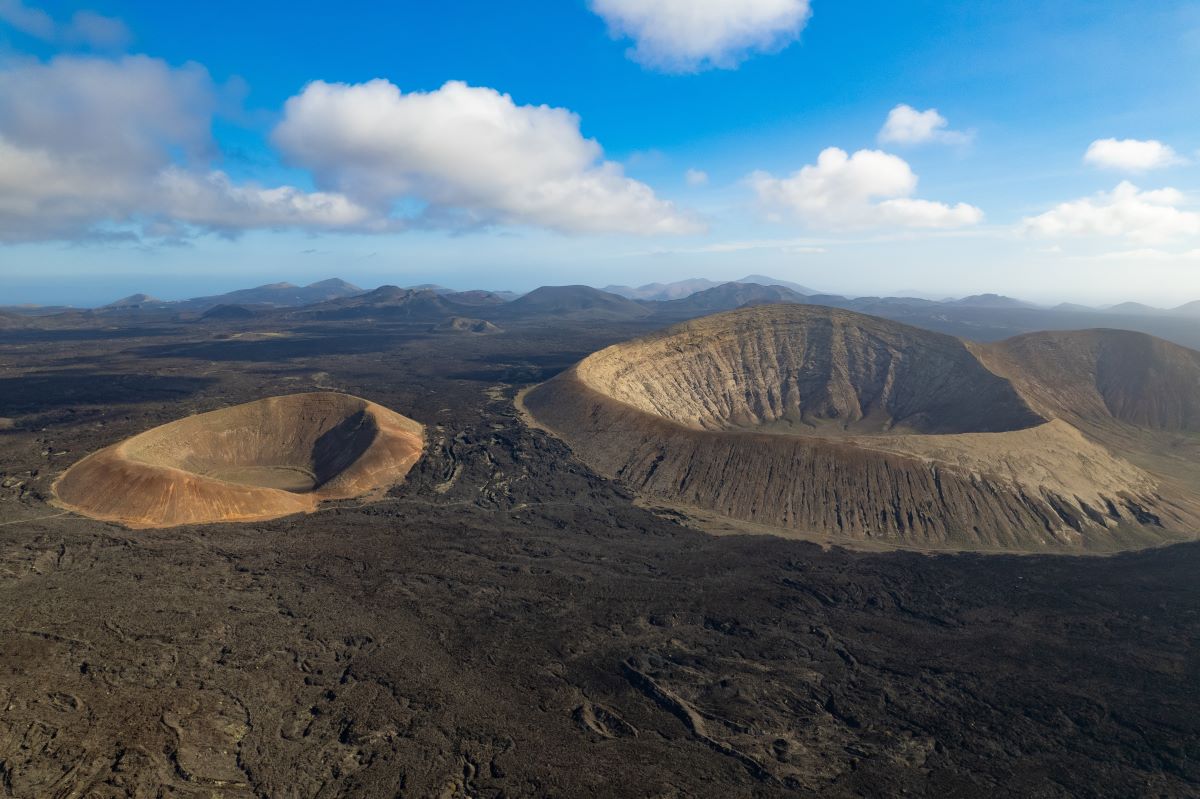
(523, 305), (1198, 552)
(574, 305), (1046, 436)
(54, 392), (424, 528)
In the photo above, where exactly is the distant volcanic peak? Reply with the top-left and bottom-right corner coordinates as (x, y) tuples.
(308, 277), (361, 291)
(360, 285), (413, 301)
(952, 293), (1035, 309)
(105, 293), (163, 308)
(659, 282), (807, 313)
(1106, 301), (1161, 314)
(737, 275), (818, 295)
(577, 304), (1045, 436)
(503, 285), (652, 318)
(54, 392), (423, 528)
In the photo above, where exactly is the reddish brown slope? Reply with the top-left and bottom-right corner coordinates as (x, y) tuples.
(54, 392), (424, 528)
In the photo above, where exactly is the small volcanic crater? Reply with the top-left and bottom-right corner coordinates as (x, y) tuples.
(523, 305), (1200, 552)
(54, 392), (424, 528)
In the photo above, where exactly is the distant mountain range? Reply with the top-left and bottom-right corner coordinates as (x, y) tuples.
(99, 279), (365, 313)
(5, 275), (1200, 351)
(6, 273), (1199, 318)
(179, 278), (364, 310)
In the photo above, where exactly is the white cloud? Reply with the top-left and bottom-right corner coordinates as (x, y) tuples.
(0, 61), (695, 243)
(749, 147), (983, 230)
(1083, 138), (1185, 172)
(685, 168), (709, 187)
(1022, 181), (1200, 244)
(589, 0), (811, 72)
(0, 1), (130, 49)
(154, 168), (377, 234)
(273, 79), (700, 235)
(0, 56), (368, 242)
(878, 104), (972, 146)
(0, 55), (215, 169)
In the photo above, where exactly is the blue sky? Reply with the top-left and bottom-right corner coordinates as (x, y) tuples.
(2, 0), (1199, 305)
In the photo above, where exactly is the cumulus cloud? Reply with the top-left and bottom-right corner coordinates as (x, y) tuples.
(878, 104), (972, 146)
(589, 0), (811, 72)
(1083, 138), (1185, 172)
(0, 55), (369, 242)
(1022, 181), (1200, 244)
(0, 59), (694, 243)
(273, 79), (700, 235)
(0, 0), (131, 49)
(154, 168), (376, 234)
(749, 147), (983, 230)
(0, 55), (215, 168)
(685, 168), (709, 187)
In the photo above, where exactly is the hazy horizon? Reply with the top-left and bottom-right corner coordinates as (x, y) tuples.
(7, 267), (1200, 311)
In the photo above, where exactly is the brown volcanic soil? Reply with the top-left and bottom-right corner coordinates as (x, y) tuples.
(524, 305), (1200, 552)
(1, 313), (1199, 797)
(53, 392), (424, 528)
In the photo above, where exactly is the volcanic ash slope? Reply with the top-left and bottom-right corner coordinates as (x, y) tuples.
(523, 305), (1200, 552)
(54, 392), (424, 528)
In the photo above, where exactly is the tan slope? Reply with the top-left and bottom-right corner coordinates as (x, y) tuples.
(54, 392), (424, 528)
(852, 419), (1154, 516)
(976, 329), (1200, 432)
